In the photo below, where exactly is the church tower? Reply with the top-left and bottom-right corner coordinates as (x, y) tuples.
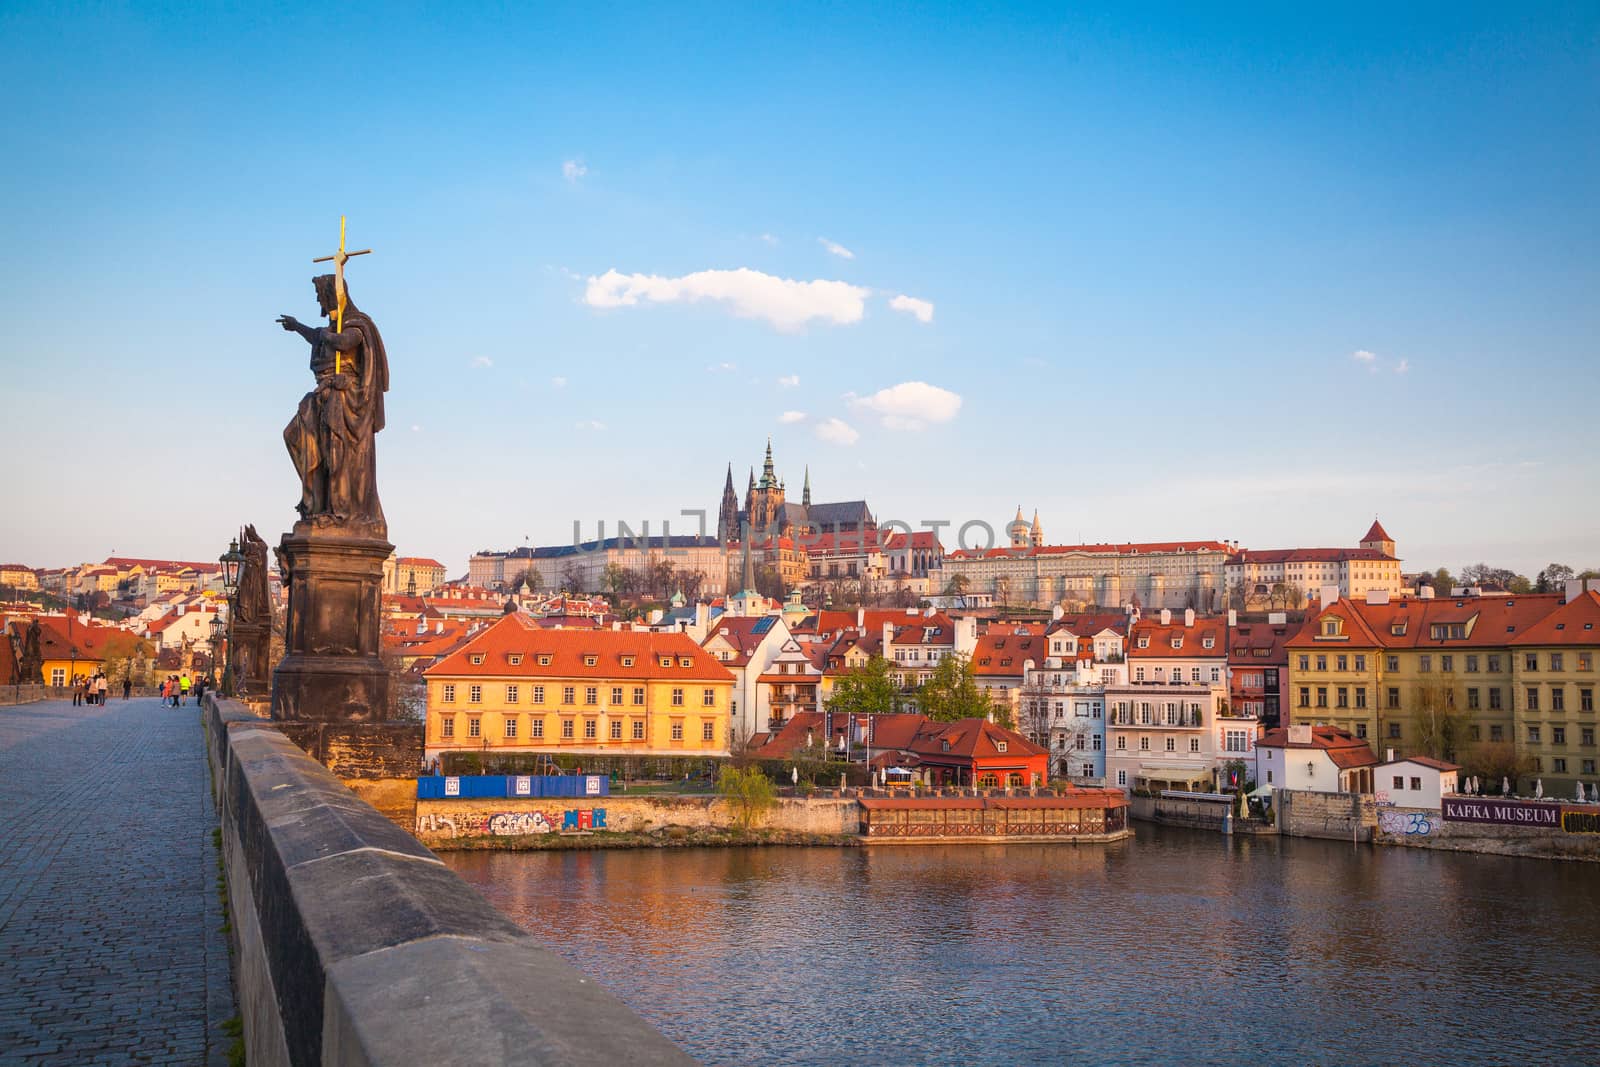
(1360, 518), (1396, 558)
(1031, 509), (1043, 548)
(718, 464), (740, 544)
(1008, 506), (1030, 549)
(802, 466), (812, 508)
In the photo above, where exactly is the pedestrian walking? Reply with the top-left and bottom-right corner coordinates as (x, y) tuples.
(179, 674), (191, 706)
(71, 676), (82, 707)
(172, 676), (182, 708)
(94, 674), (107, 706)
(123, 675), (132, 701)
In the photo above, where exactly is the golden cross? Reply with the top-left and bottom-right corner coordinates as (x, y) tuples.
(311, 215), (372, 373)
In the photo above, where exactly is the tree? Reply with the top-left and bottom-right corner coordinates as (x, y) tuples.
(1408, 679), (1470, 762)
(1463, 742), (1534, 795)
(1428, 568), (1454, 594)
(917, 653), (998, 724)
(1534, 563), (1574, 594)
(717, 765), (777, 830)
(943, 574), (969, 596)
(601, 563), (629, 600)
(826, 656), (899, 717)
(1458, 563), (1529, 592)
(560, 562), (585, 592)
(508, 566), (540, 593)
(97, 631), (155, 685)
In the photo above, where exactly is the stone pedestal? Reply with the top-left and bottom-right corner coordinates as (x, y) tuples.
(272, 526), (393, 722)
(231, 619), (272, 698)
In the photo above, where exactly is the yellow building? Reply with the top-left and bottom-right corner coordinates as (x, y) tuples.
(1288, 592), (1577, 788)
(0, 564), (39, 591)
(423, 614), (735, 759)
(1510, 590), (1600, 796)
(34, 617), (117, 686)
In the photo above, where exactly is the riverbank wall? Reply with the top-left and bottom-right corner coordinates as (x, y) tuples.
(415, 794), (860, 847)
(1130, 794), (1278, 835)
(0, 684), (45, 706)
(203, 695), (692, 1066)
(1276, 788), (1377, 841)
(1373, 804), (1600, 862)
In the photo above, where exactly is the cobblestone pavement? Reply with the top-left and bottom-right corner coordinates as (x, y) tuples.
(0, 698), (235, 1065)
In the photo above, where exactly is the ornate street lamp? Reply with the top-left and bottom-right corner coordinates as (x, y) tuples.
(219, 538), (245, 697)
(209, 612), (226, 694)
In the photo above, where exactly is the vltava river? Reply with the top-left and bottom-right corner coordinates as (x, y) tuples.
(444, 827), (1600, 1065)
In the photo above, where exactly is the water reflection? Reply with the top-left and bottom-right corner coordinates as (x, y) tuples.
(445, 828), (1600, 1065)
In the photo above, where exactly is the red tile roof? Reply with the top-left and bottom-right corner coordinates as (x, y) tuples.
(425, 613), (733, 682)
(947, 540), (1231, 561)
(908, 718), (1047, 761)
(1234, 547), (1396, 564)
(1256, 725), (1378, 770)
(1363, 519), (1392, 544)
(397, 557), (445, 569)
(1289, 594), (1565, 650)
(1128, 617), (1228, 659)
(970, 632), (1046, 676)
(1508, 590), (1600, 647)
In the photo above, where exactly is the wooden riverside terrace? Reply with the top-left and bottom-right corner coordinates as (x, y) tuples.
(858, 790), (1130, 842)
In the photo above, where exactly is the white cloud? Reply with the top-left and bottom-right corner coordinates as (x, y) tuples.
(1395, 358), (1410, 374)
(759, 233), (779, 246)
(778, 374), (800, 388)
(1352, 349), (1377, 363)
(550, 376), (568, 388)
(562, 159), (587, 183)
(848, 381), (963, 430)
(818, 237), (855, 260)
(708, 361), (738, 373)
(411, 424), (421, 432)
(814, 417), (859, 446)
(888, 294), (934, 324)
(778, 410), (807, 423)
(583, 267), (870, 332)
(575, 419), (606, 431)
(471, 356), (493, 369)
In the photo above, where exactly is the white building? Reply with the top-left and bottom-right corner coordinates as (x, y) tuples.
(1019, 657), (1125, 784)
(1225, 521), (1402, 609)
(1254, 724), (1379, 794)
(1377, 755), (1460, 809)
(700, 613), (790, 744)
(1105, 610), (1248, 793)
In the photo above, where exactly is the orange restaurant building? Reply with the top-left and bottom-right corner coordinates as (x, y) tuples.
(423, 613), (735, 761)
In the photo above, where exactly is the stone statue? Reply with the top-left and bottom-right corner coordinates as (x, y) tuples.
(232, 524), (274, 695)
(278, 274), (389, 535)
(237, 525), (272, 628)
(17, 617), (44, 685)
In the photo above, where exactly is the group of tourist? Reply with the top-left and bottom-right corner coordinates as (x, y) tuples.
(71, 673), (110, 706)
(160, 674), (195, 707)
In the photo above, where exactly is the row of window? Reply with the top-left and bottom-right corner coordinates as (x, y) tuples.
(1024, 700), (1103, 719)
(1535, 757), (1598, 775)
(1114, 735), (1203, 753)
(1522, 725), (1598, 746)
(1297, 652), (1596, 674)
(439, 683), (718, 708)
(440, 715), (716, 742)
(1297, 685), (1596, 713)
(1132, 666), (1223, 683)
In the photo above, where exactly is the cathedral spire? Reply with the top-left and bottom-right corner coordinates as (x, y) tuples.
(761, 437), (776, 488)
(802, 465), (811, 508)
(718, 463), (740, 544)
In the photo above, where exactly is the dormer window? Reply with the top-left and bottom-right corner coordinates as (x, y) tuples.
(1171, 637), (1183, 649)
(1137, 637), (1150, 649)
(1202, 636), (1215, 649)
(508, 654), (522, 665)
(1390, 623), (1405, 637)
(538, 655), (552, 666)
(621, 655), (634, 667)
(680, 657), (692, 667)
(660, 657), (672, 667)
(996, 741), (1008, 753)
(941, 740), (950, 752)
(1323, 618), (1342, 637)
(469, 653), (485, 665)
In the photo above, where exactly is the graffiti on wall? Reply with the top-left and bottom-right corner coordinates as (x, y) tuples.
(415, 808), (608, 839)
(1378, 810), (1435, 836)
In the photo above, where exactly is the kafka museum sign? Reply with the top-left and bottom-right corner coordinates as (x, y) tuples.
(1441, 797), (1563, 827)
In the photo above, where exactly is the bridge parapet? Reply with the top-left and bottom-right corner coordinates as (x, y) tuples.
(204, 695), (693, 1066)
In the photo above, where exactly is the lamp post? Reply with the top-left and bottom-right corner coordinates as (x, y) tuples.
(209, 612), (227, 696)
(68, 645), (80, 698)
(219, 537), (245, 697)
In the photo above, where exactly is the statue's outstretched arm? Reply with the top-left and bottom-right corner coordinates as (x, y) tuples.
(276, 315), (320, 344)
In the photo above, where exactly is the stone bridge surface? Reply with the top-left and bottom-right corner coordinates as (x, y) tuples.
(0, 697), (235, 1064)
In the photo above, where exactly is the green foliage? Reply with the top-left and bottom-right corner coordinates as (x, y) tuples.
(1535, 563), (1574, 593)
(917, 653), (997, 724)
(717, 765), (777, 829)
(827, 655), (899, 717)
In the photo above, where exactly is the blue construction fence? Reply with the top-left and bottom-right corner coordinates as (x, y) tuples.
(417, 774), (611, 800)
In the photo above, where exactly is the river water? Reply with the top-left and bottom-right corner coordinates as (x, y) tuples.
(444, 827), (1600, 1065)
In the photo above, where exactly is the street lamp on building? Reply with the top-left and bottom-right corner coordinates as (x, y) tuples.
(219, 538), (245, 697)
(209, 612), (227, 694)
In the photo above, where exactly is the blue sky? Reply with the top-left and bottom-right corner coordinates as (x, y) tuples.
(1, 3), (1596, 577)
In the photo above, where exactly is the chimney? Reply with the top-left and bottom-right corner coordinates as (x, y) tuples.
(1183, 608), (1195, 628)
(882, 621), (895, 651)
(1319, 584), (1340, 607)
(695, 601), (710, 630)
(1160, 608), (1172, 626)
(1288, 723), (1312, 744)
(1418, 586), (1435, 600)
(1365, 589), (1389, 606)
(1227, 609), (1237, 627)
(1268, 611), (1287, 625)
(1386, 748), (1395, 763)
(857, 607), (865, 629)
